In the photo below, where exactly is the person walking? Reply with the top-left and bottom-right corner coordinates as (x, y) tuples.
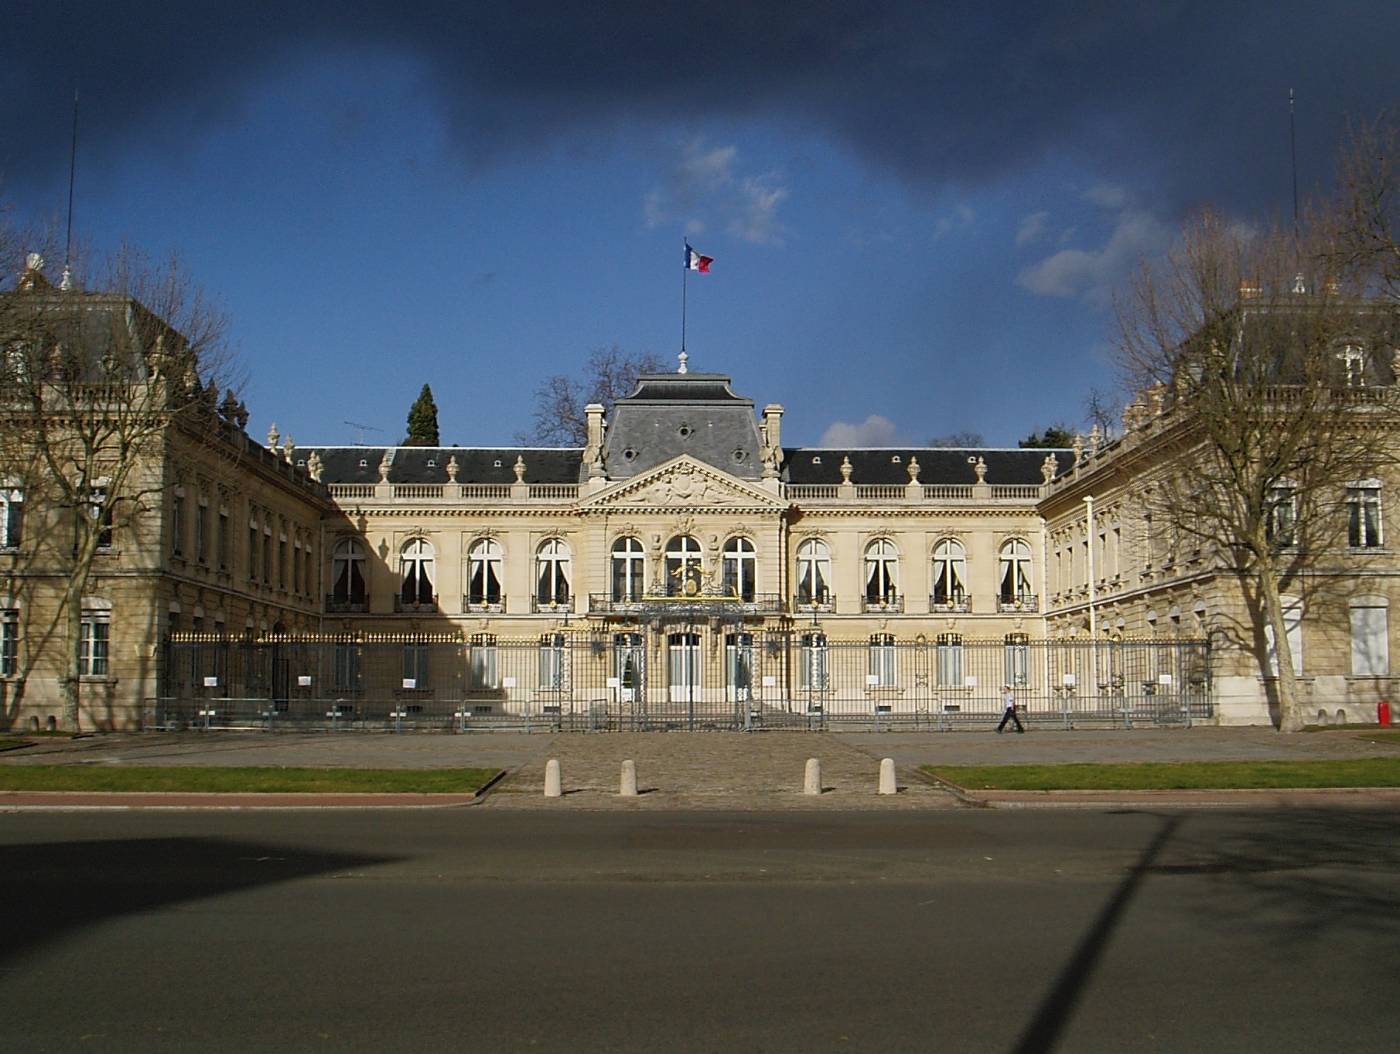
(997, 683), (1025, 733)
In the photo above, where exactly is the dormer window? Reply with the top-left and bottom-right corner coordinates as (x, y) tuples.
(493, 459), (502, 468)
(358, 459), (368, 468)
(426, 459), (436, 468)
(891, 455), (901, 464)
(1338, 345), (1367, 387)
(811, 456), (822, 465)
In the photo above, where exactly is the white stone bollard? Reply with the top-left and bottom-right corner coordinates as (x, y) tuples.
(619, 759), (638, 797)
(803, 757), (822, 795)
(878, 757), (897, 795)
(544, 758), (562, 798)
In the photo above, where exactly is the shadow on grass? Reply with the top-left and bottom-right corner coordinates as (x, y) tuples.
(0, 836), (399, 966)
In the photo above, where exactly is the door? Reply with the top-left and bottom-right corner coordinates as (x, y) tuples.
(668, 632), (701, 705)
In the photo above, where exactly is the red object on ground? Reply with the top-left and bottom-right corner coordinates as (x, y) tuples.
(1380, 701), (1392, 726)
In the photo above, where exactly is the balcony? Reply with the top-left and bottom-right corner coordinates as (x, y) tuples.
(532, 597), (573, 615)
(462, 595), (506, 614)
(393, 594), (439, 614)
(325, 593), (370, 614)
(929, 594), (972, 613)
(862, 593), (904, 614)
(589, 593), (784, 617)
(793, 591), (834, 614)
(998, 592), (1039, 613)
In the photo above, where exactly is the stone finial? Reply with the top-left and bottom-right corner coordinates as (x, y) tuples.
(1391, 347), (1400, 380)
(972, 456), (987, 483)
(282, 436), (294, 462)
(677, 350), (689, 374)
(378, 450), (391, 482)
(906, 456), (920, 483)
(1071, 433), (1085, 465)
(1087, 424), (1101, 456)
(445, 455), (459, 482)
(1041, 453), (1059, 484)
(266, 423), (280, 448)
(306, 450), (323, 482)
(513, 455), (526, 483)
(839, 456), (853, 483)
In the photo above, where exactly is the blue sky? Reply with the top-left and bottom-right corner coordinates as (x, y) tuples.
(2, 2), (1395, 447)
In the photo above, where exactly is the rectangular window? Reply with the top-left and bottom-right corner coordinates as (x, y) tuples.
(538, 633), (568, 690)
(279, 535), (288, 589)
(218, 509), (230, 570)
(1, 488), (22, 548)
(262, 530), (272, 585)
(798, 632), (828, 691)
(1004, 633), (1030, 688)
(1264, 599), (1304, 678)
(402, 642), (429, 686)
(248, 516), (259, 582)
(332, 643), (361, 692)
(195, 501), (208, 563)
(1, 610), (17, 676)
(80, 611), (110, 677)
(868, 633), (896, 687)
(171, 490), (185, 556)
(1348, 485), (1383, 548)
(1350, 606), (1389, 677)
(468, 634), (498, 690)
(1267, 486), (1296, 546)
(89, 485), (113, 549)
(936, 633), (964, 687)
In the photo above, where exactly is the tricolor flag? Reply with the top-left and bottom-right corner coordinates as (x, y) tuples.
(684, 244), (713, 273)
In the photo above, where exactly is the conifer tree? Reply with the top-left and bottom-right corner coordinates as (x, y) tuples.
(404, 384), (439, 446)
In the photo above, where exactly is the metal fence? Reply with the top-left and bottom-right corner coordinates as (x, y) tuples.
(148, 631), (1211, 732)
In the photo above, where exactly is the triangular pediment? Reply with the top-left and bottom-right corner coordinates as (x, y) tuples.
(581, 455), (784, 512)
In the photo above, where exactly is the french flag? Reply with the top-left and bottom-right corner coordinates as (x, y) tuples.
(685, 244), (713, 273)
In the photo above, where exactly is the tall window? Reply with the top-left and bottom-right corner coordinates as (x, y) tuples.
(331, 539), (368, 606)
(1004, 633), (1030, 688)
(1265, 597), (1304, 677)
(798, 631), (828, 690)
(400, 538), (436, 606)
(611, 537), (645, 601)
(538, 632), (568, 690)
(726, 632), (754, 699)
(218, 507), (230, 569)
(795, 539), (831, 606)
(332, 642), (361, 692)
(0, 486), (21, 548)
(195, 499), (208, 563)
(1267, 485), (1296, 546)
(468, 538), (504, 608)
(402, 641), (429, 686)
(171, 488), (185, 556)
(868, 632), (896, 687)
(468, 633), (498, 690)
(722, 537), (757, 601)
(864, 539), (899, 605)
(936, 633), (963, 687)
(614, 632), (643, 697)
(1348, 484), (1383, 548)
(1350, 604), (1390, 677)
(80, 610), (110, 677)
(665, 535), (703, 596)
(999, 540), (1034, 603)
(1, 609), (17, 676)
(88, 483), (113, 550)
(535, 539), (571, 606)
(262, 525), (272, 585)
(248, 513), (259, 582)
(931, 539), (967, 606)
(1338, 344), (1367, 387)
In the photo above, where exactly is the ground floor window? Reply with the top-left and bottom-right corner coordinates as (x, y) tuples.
(798, 632), (828, 691)
(332, 643), (361, 692)
(539, 633), (568, 690)
(1350, 604), (1389, 677)
(868, 633), (896, 686)
(80, 611), (110, 677)
(468, 634), (498, 690)
(0, 610), (17, 676)
(936, 633), (963, 687)
(402, 642), (429, 687)
(1004, 633), (1030, 688)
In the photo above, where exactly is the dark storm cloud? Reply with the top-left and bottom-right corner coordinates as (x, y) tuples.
(3, 1), (1395, 214)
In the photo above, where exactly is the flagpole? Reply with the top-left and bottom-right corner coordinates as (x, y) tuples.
(681, 239), (688, 357)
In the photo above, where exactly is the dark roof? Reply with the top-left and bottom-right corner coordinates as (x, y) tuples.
(602, 371), (764, 480)
(782, 448), (1068, 486)
(294, 447), (583, 485)
(624, 373), (749, 402)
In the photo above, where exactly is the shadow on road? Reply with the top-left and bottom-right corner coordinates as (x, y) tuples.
(0, 837), (398, 965)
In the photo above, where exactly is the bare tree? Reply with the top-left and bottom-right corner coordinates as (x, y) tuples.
(926, 429), (984, 447)
(519, 346), (664, 445)
(1116, 209), (1398, 732)
(1328, 112), (1399, 303)
(0, 246), (235, 731)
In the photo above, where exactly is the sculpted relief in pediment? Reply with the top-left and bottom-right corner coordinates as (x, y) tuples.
(598, 459), (774, 510)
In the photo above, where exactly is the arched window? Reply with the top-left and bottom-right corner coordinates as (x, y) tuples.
(611, 537), (645, 601)
(331, 538), (367, 608)
(467, 538), (504, 609)
(931, 539), (967, 608)
(864, 538), (899, 608)
(536, 539), (571, 607)
(999, 539), (1034, 606)
(722, 537), (757, 601)
(399, 538), (435, 607)
(795, 539), (831, 607)
(0, 483), (22, 549)
(665, 535), (703, 596)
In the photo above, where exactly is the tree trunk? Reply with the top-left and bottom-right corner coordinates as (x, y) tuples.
(1255, 563), (1305, 732)
(61, 582), (83, 734)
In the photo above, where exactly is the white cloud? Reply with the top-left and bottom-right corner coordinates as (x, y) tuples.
(819, 414), (903, 447)
(1016, 194), (1171, 304)
(1015, 210), (1050, 247)
(934, 203), (975, 240)
(643, 139), (789, 245)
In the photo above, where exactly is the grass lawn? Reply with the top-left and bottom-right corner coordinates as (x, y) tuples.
(0, 765), (499, 794)
(924, 758), (1400, 791)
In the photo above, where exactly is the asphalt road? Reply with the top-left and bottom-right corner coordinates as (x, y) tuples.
(2, 807), (1398, 1052)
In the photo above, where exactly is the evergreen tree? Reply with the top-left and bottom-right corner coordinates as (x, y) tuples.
(404, 384), (440, 446)
(1019, 425), (1074, 449)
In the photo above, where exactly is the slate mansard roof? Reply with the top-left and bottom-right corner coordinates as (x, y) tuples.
(782, 448), (1066, 487)
(294, 446), (584, 485)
